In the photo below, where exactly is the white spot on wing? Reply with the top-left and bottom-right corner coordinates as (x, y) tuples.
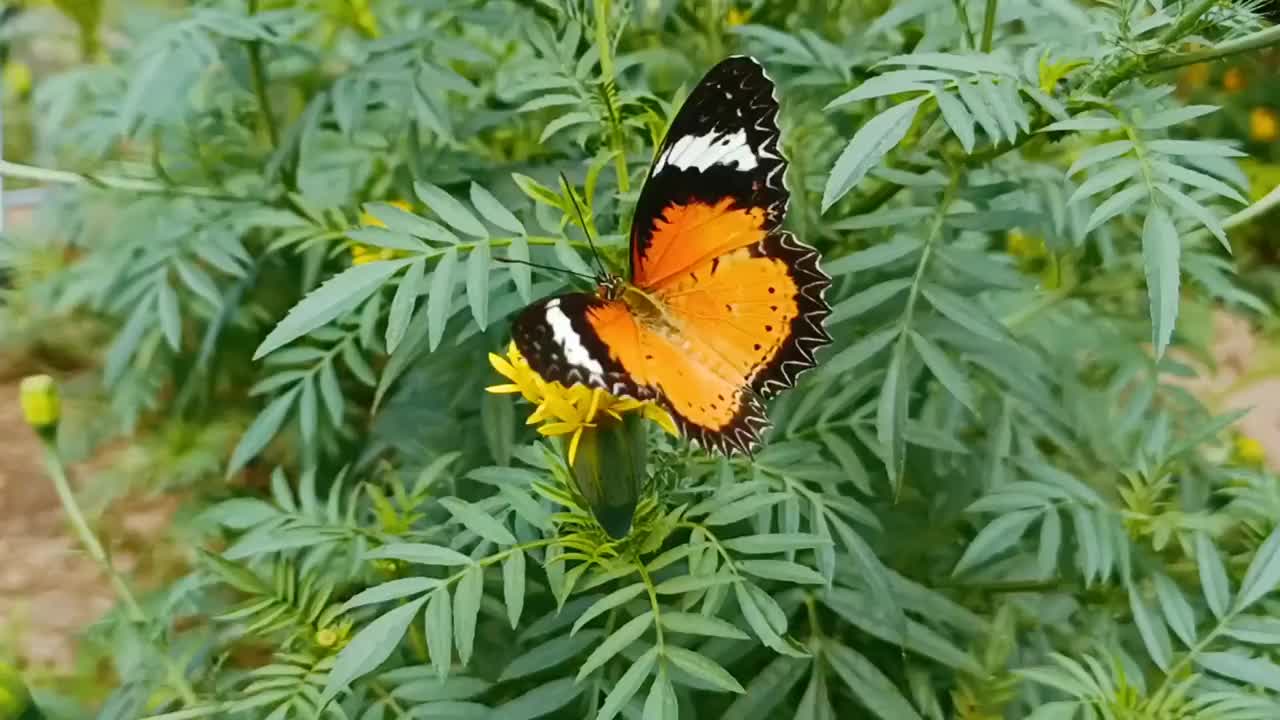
(545, 304), (604, 375)
(655, 128), (758, 174)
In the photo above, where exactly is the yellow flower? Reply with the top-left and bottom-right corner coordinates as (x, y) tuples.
(1233, 434), (1266, 467)
(726, 7), (750, 26)
(1222, 67), (1246, 94)
(19, 374), (60, 432)
(1250, 107), (1279, 144)
(488, 342), (677, 463)
(1179, 62), (1210, 93)
(1005, 228), (1045, 260)
(351, 199), (414, 265)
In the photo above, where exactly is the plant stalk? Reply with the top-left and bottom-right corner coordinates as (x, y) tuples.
(594, 0), (630, 195)
(1144, 24), (1280, 75)
(246, 0), (280, 147)
(980, 0), (998, 52)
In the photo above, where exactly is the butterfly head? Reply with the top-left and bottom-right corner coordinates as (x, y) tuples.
(597, 273), (628, 302)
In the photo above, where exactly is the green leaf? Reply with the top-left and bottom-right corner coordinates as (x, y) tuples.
(157, 280), (181, 351)
(935, 90), (975, 153)
(1038, 115), (1123, 133)
(655, 572), (737, 595)
(318, 361), (344, 426)
(1155, 182), (1230, 253)
(953, 508), (1040, 574)
(660, 612), (749, 639)
(469, 182), (525, 234)
(254, 259), (413, 359)
(1141, 205), (1180, 358)
(877, 341), (907, 490)
(502, 550), (525, 629)
(822, 327), (897, 376)
(1068, 160), (1140, 205)
(1084, 184), (1146, 232)
(922, 285), (1007, 344)
(1196, 652), (1280, 693)
(1236, 526), (1280, 612)
(704, 492), (789, 526)
(824, 642), (922, 720)
(427, 248), (459, 351)
(453, 565), (483, 666)
(737, 559), (826, 585)
(440, 497), (516, 545)
(426, 588), (453, 679)
(466, 239), (490, 328)
(1146, 139), (1244, 157)
(1223, 615), (1280, 645)
(910, 332), (976, 412)
(1037, 507), (1062, 579)
(825, 72), (939, 108)
(954, 79), (1000, 146)
(1129, 583), (1172, 670)
(365, 542), (472, 566)
(642, 670), (678, 720)
(665, 647), (744, 693)
(362, 203), (456, 244)
(1154, 574), (1196, 647)
(598, 648), (657, 720)
(572, 583), (647, 635)
(829, 235), (921, 274)
(1196, 532), (1232, 619)
(830, 279), (911, 324)
(226, 388), (298, 477)
(540, 111), (594, 142)
(499, 631), (602, 682)
(876, 52), (1017, 77)
(1066, 140), (1134, 176)
(829, 209), (933, 233)
(414, 181), (489, 237)
(506, 235), (532, 302)
(822, 97), (926, 211)
(720, 654), (808, 720)
(386, 259), (425, 354)
(722, 534), (832, 555)
(341, 577), (437, 611)
(321, 595), (427, 705)
(1153, 160), (1247, 204)
(1137, 105), (1218, 129)
(576, 611), (653, 681)
(490, 677), (584, 720)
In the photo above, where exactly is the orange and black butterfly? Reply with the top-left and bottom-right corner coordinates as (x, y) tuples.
(513, 56), (831, 455)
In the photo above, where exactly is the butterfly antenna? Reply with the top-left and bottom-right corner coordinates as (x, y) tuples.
(493, 256), (596, 282)
(559, 171), (609, 279)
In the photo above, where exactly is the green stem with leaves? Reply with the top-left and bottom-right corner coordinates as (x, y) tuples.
(37, 438), (200, 705)
(594, 0), (630, 195)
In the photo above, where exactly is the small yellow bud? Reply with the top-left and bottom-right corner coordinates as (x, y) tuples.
(726, 7), (750, 26)
(1233, 435), (1266, 467)
(19, 374), (60, 432)
(2, 62), (31, 99)
(1250, 107), (1279, 144)
(1222, 67), (1246, 93)
(315, 627), (339, 648)
(1179, 62), (1210, 92)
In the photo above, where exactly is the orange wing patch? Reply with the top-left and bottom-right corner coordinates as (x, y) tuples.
(585, 299), (767, 453)
(656, 246), (800, 389)
(632, 198), (768, 289)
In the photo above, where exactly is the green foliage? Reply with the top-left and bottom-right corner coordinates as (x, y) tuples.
(7, 0), (1280, 718)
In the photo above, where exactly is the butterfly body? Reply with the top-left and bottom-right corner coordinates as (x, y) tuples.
(513, 56), (831, 455)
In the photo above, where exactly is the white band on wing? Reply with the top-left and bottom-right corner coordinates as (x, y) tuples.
(655, 128), (759, 174)
(544, 300), (606, 376)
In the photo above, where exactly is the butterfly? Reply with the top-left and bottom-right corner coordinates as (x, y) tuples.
(512, 55), (831, 456)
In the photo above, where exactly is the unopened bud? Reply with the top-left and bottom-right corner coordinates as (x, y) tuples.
(19, 374), (60, 433)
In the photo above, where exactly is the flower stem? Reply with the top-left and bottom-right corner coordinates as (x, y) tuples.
(980, 0), (998, 52)
(37, 438), (199, 705)
(594, 0), (630, 195)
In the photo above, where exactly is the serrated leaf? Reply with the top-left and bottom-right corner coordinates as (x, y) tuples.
(1146, 139), (1244, 158)
(665, 647), (744, 693)
(1130, 584), (1173, 670)
(226, 389), (298, 477)
(1085, 184), (1146, 232)
(572, 583), (647, 635)
(490, 677), (584, 720)
(1137, 104), (1218, 129)
(342, 577), (437, 611)
(704, 492), (789, 526)
(386, 259), (425, 354)
(643, 671), (678, 720)
(1068, 160), (1140, 205)
(955, 79), (1000, 146)
(499, 631), (602, 682)
(598, 648), (657, 720)
(414, 181), (488, 237)
(830, 279), (911, 324)
(737, 559), (826, 585)
(426, 589), (453, 679)
(255, 259), (413, 359)
(502, 550), (525, 629)
(825, 642), (922, 720)
(823, 327), (898, 376)
(427, 248), (459, 351)
(1039, 115), (1122, 132)
(822, 97), (926, 211)
(1067, 140), (1134, 176)
(1155, 182), (1230, 253)
(1154, 574), (1196, 647)
(935, 90), (975, 153)
(910, 331), (976, 412)
(469, 183), (525, 234)
(1236, 526), (1280, 612)
(825, 72), (939, 109)
(540, 111), (594, 142)
(1141, 205), (1180, 357)
(1154, 160), (1247, 204)
(440, 497), (516, 545)
(953, 508), (1040, 574)
(321, 595), (427, 705)
(722, 534), (831, 555)
(1196, 652), (1280, 693)
(576, 611), (652, 681)
(661, 611), (749, 639)
(453, 565), (483, 666)
(365, 542), (472, 566)
(466, 240), (490, 328)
